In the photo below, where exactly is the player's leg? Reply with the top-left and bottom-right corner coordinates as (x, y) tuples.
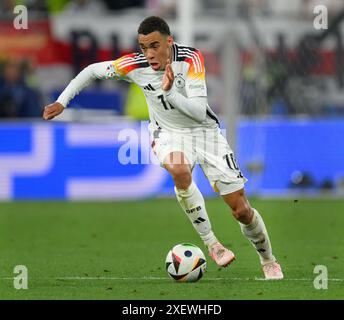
(151, 129), (234, 267)
(164, 151), (216, 245)
(220, 187), (283, 279)
(199, 129), (282, 277)
(163, 151), (234, 267)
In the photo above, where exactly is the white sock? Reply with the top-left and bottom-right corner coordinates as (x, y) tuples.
(239, 208), (276, 265)
(174, 181), (218, 248)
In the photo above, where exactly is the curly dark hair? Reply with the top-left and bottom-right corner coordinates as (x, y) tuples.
(138, 16), (171, 36)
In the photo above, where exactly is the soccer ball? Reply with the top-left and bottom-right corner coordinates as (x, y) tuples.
(165, 243), (206, 282)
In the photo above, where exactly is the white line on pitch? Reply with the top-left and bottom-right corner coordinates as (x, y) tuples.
(1, 276), (343, 282)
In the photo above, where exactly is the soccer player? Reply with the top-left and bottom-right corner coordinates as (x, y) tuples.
(43, 16), (283, 280)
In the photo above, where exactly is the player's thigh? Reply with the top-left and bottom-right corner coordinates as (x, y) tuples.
(163, 151), (192, 182)
(151, 130), (195, 172)
(199, 130), (247, 196)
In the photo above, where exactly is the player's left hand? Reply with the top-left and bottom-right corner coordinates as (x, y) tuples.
(162, 59), (174, 91)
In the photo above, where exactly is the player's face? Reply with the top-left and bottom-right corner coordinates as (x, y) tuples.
(138, 31), (173, 71)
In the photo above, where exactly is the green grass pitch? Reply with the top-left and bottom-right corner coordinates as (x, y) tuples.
(0, 198), (343, 299)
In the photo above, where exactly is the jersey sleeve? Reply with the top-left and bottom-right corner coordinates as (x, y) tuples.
(111, 53), (142, 81)
(56, 54), (143, 107)
(87, 53), (145, 82)
(184, 49), (207, 98)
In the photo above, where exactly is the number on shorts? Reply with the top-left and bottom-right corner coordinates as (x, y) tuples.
(225, 153), (244, 178)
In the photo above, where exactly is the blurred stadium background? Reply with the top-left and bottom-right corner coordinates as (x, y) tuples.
(1, 0), (344, 200)
(1, 0), (344, 300)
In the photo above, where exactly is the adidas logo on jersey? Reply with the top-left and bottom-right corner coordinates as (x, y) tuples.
(143, 84), (155, 91)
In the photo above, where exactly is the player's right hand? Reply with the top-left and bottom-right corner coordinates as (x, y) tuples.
(43, 102), (64, 120)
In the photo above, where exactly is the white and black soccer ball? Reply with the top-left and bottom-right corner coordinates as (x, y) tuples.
(165, 243), (206, 282)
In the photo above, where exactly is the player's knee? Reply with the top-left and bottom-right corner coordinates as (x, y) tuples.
(231, 202), (253, 224)
(170, 165), (192, 189)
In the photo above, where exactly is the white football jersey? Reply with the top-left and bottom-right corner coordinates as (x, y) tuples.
(59, 43), (220, 132)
